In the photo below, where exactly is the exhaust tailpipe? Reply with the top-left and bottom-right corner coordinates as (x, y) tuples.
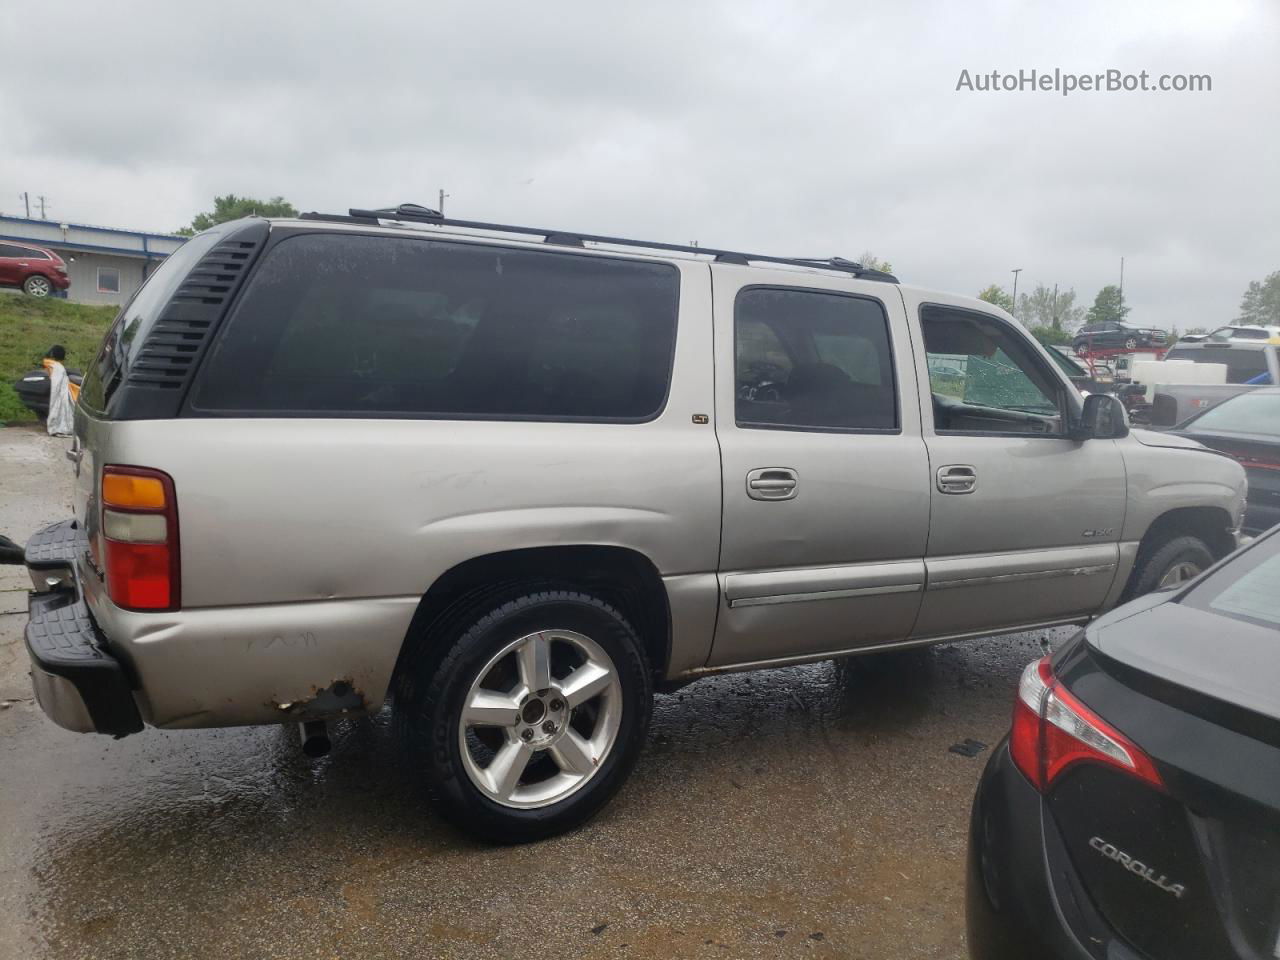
(299, 719), (331, 758)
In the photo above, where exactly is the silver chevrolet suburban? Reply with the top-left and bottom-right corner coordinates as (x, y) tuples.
(21, 205), (1246, 841)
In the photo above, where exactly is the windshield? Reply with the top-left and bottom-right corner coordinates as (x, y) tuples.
(1187, 391), (1280, 436)
(1182, 533), (1280, 629)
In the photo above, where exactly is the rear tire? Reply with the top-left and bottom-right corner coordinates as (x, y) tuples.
(395, 587), (652, 843)
(1122, 533), (1214, 600)
(23, 275), (51, 297)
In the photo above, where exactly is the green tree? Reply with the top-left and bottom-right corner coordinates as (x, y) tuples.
(177, 194), (298, 236)
(1085, 284), (1130, 326)
(858, 251), (894, 274)
(977, 284), (1015, 312)
(1238, 270), (1280, 326)
(1016, 285), (1084, 331)
(1027, 324), (1072, 346)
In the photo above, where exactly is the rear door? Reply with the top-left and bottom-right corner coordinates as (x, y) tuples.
(904, 294), (1127, 638)
(709, 268), (929, 667)
(0, 243), (25, 286)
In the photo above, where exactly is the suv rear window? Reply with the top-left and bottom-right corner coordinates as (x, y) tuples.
(1165, 346), (1270, 384)
(190, 233), (680, 421)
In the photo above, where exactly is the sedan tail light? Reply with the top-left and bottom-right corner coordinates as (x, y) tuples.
(99, 465), (180, 611)
(1009, 656), (1162, 792)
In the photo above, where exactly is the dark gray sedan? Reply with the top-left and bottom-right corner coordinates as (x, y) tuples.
(1169, 386), (1280, 535)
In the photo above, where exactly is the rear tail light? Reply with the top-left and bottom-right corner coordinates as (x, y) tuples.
(99, 465), (180, 611)
(1009, 656), (1162, 793)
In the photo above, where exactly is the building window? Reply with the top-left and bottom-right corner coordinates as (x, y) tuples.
(97, 267), (121, 294)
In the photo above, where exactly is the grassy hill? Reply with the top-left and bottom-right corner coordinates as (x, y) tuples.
(0, 293), (117, 423)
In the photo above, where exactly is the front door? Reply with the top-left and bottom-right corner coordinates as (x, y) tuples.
(906, 296), (1127, 638)
(709, 270), (930, 668)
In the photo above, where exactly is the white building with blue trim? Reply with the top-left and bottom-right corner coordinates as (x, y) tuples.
(0, 215), (185, 306)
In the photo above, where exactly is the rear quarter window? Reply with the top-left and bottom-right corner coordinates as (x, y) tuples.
(189, 233), (680, 421)
(78, 231), (215, 414)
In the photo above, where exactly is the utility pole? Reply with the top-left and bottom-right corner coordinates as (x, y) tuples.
(1052, 282), (1060, 330)
(1010, 267), (1023, 315)
(20, 192), (30, 218)
(36, 195), (48, 219)
(1118, 256), (1125, 316)
(438, 189), (449, 215)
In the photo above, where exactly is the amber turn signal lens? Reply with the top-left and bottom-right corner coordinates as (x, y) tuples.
(102, 473), (166, 509)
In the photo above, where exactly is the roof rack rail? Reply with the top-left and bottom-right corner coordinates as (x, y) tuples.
(299, 204), (899, 283)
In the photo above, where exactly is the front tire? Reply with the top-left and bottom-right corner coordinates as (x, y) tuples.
(396, 588), (652, 843)
(23, 274), (51, 297)
(1124, 337), (1139, 350)
(1122, 533), (1214, 600)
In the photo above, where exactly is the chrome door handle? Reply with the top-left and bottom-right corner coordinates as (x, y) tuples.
(746, 467), (798, 501)
(936, 464), (977, 494)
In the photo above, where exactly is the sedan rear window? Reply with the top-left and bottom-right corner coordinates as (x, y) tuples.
(1187, 391), (1280, 437)
(190, 234), (680, 421)
(1183, 534), (1280, 629)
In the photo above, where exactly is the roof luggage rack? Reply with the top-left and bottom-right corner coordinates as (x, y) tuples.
(299, 203), (899, 283)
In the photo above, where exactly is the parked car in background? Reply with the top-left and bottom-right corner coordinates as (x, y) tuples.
(968, 524), (1280, 960)
(12, 366), (85, 419)
(0, 241), (70, 297)
(1073, 320), (1168, 353)
(18, 207), (1246, 842)
(1179, 324), (1280, 344)
(1168, 387), (1280, 535)
(1148, 342), (1280, 425)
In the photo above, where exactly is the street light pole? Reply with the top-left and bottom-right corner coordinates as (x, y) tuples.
(1010, 268), (1023, 315)
(438, 189), (450, 216)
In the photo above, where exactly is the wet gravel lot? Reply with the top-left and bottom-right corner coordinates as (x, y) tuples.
(0, 424), (1072, 959)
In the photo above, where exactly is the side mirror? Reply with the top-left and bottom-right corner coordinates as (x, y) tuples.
(1073, 393), (1130, 440)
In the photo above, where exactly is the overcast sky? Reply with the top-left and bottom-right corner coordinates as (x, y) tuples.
(3, 0), (1276, 329)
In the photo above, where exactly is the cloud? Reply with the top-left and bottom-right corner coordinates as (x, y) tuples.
(2, 0), (1276, 328)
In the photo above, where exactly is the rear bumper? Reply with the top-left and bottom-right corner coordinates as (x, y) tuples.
(966, 741), (1145, 960)
(23, 521), (143, 736)
(28, 518), (416, 730)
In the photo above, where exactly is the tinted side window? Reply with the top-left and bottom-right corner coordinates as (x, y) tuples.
(734, 287), (897, 431)
(0, 244), (26, 257)
(191, 234), (680, 421)
(23, 247), (51, 260)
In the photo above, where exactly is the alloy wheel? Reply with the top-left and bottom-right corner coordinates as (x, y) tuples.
(25, 276), (51, 297)
(458, 629), (622, 809)
(1157, 560), (1202, 589)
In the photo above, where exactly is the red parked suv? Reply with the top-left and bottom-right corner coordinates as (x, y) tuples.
(0, 241), (71, 297)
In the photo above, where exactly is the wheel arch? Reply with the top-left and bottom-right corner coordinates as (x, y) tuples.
(1136, 505), (1237, 562)
(391, 545), (672, 692)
